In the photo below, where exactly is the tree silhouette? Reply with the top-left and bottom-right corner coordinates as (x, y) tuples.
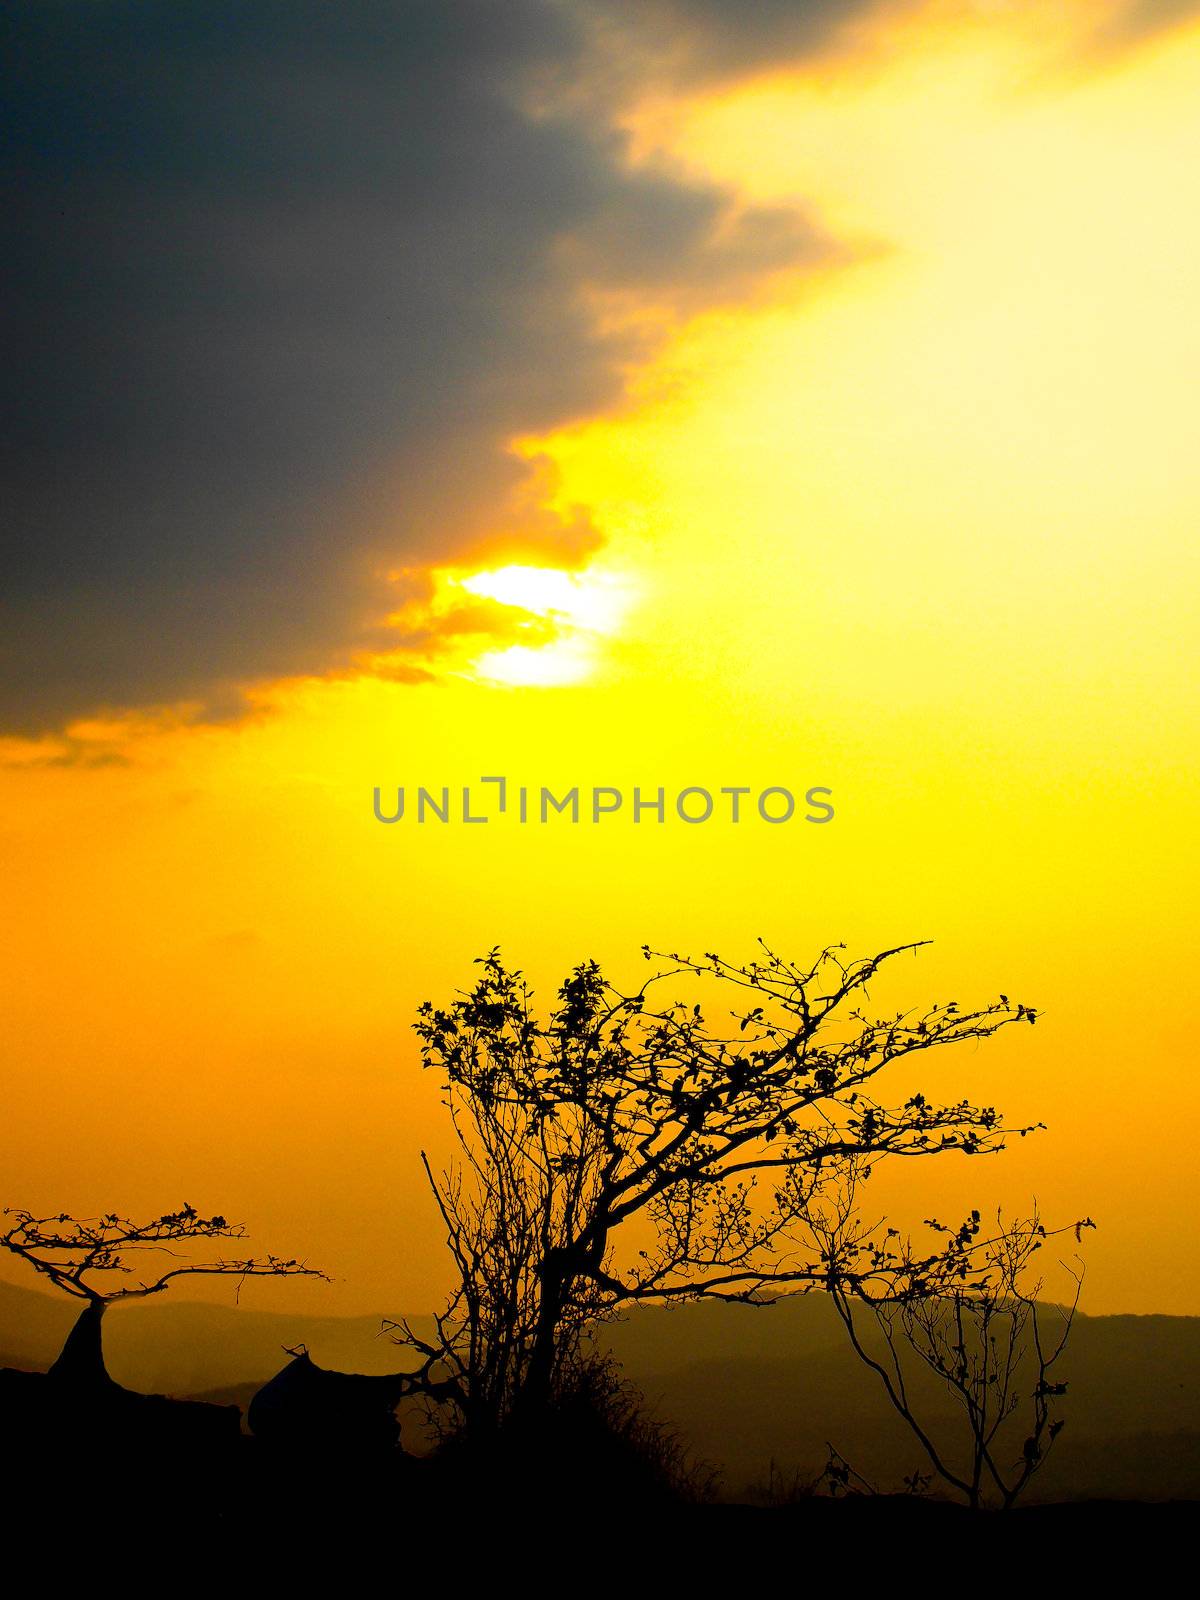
(396, 940), (1043, 1435)
(813, 1191), (1093, 1508)
(1, 1203), (323, 1385)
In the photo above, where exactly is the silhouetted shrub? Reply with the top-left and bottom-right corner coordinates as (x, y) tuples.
(428, 1346), (716, 1510)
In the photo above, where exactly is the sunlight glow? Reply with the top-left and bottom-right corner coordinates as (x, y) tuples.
(457, 565), (632, 633)
(451, 564), (636, 686)
(471, 638), (597, 687)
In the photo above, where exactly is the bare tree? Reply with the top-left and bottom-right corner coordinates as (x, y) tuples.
(1, 1204), (323, 1386)
(813, 1183), (1094, 1508)
(395, 940), (1042, 1434)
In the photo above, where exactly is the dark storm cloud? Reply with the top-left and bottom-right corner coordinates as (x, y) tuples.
(581, 0), (885, 82)
(5, 0), (1195, 734)
(1, 0), (863, 732)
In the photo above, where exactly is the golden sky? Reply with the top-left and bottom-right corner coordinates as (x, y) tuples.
(2, 1), (1197, 1317)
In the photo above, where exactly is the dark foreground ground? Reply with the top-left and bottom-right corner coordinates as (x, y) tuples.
(3, 1434), (1195, 1577)
(3, 1361), (1195, 1576)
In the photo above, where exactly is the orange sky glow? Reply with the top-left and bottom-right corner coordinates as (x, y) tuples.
(2, 0), (1197, 1319)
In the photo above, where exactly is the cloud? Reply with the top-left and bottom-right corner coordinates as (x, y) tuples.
(578, 0), (887, 85)
(1094, 0), (1200, 47)
(1, 1), (868, 733)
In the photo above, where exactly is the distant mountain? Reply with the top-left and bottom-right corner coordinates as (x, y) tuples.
(605, 1297), (1200, 1500)
(0, 1277), (428, 1391)
(3, 1277), (1197, 1501)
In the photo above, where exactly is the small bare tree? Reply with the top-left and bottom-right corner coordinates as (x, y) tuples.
(1, 1204), (323, 1386)
(815, 1186), (1094, 1508)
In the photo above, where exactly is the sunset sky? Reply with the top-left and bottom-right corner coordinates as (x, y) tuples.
(3, 1), (1198, 1318)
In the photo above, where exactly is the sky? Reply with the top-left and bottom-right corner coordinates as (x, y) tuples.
(2, 0), (1198, 1319)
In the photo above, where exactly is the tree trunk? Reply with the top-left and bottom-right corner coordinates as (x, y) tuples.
(520, 1263), (564, 1417)
(48, 1298), (116, 1391)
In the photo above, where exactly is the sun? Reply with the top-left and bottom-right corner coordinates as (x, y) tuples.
(450, 563), (637, 686)
(457, 565), (630, 632)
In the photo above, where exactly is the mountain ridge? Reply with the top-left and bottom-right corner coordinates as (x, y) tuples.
(3, 1276), (1198, 1500)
